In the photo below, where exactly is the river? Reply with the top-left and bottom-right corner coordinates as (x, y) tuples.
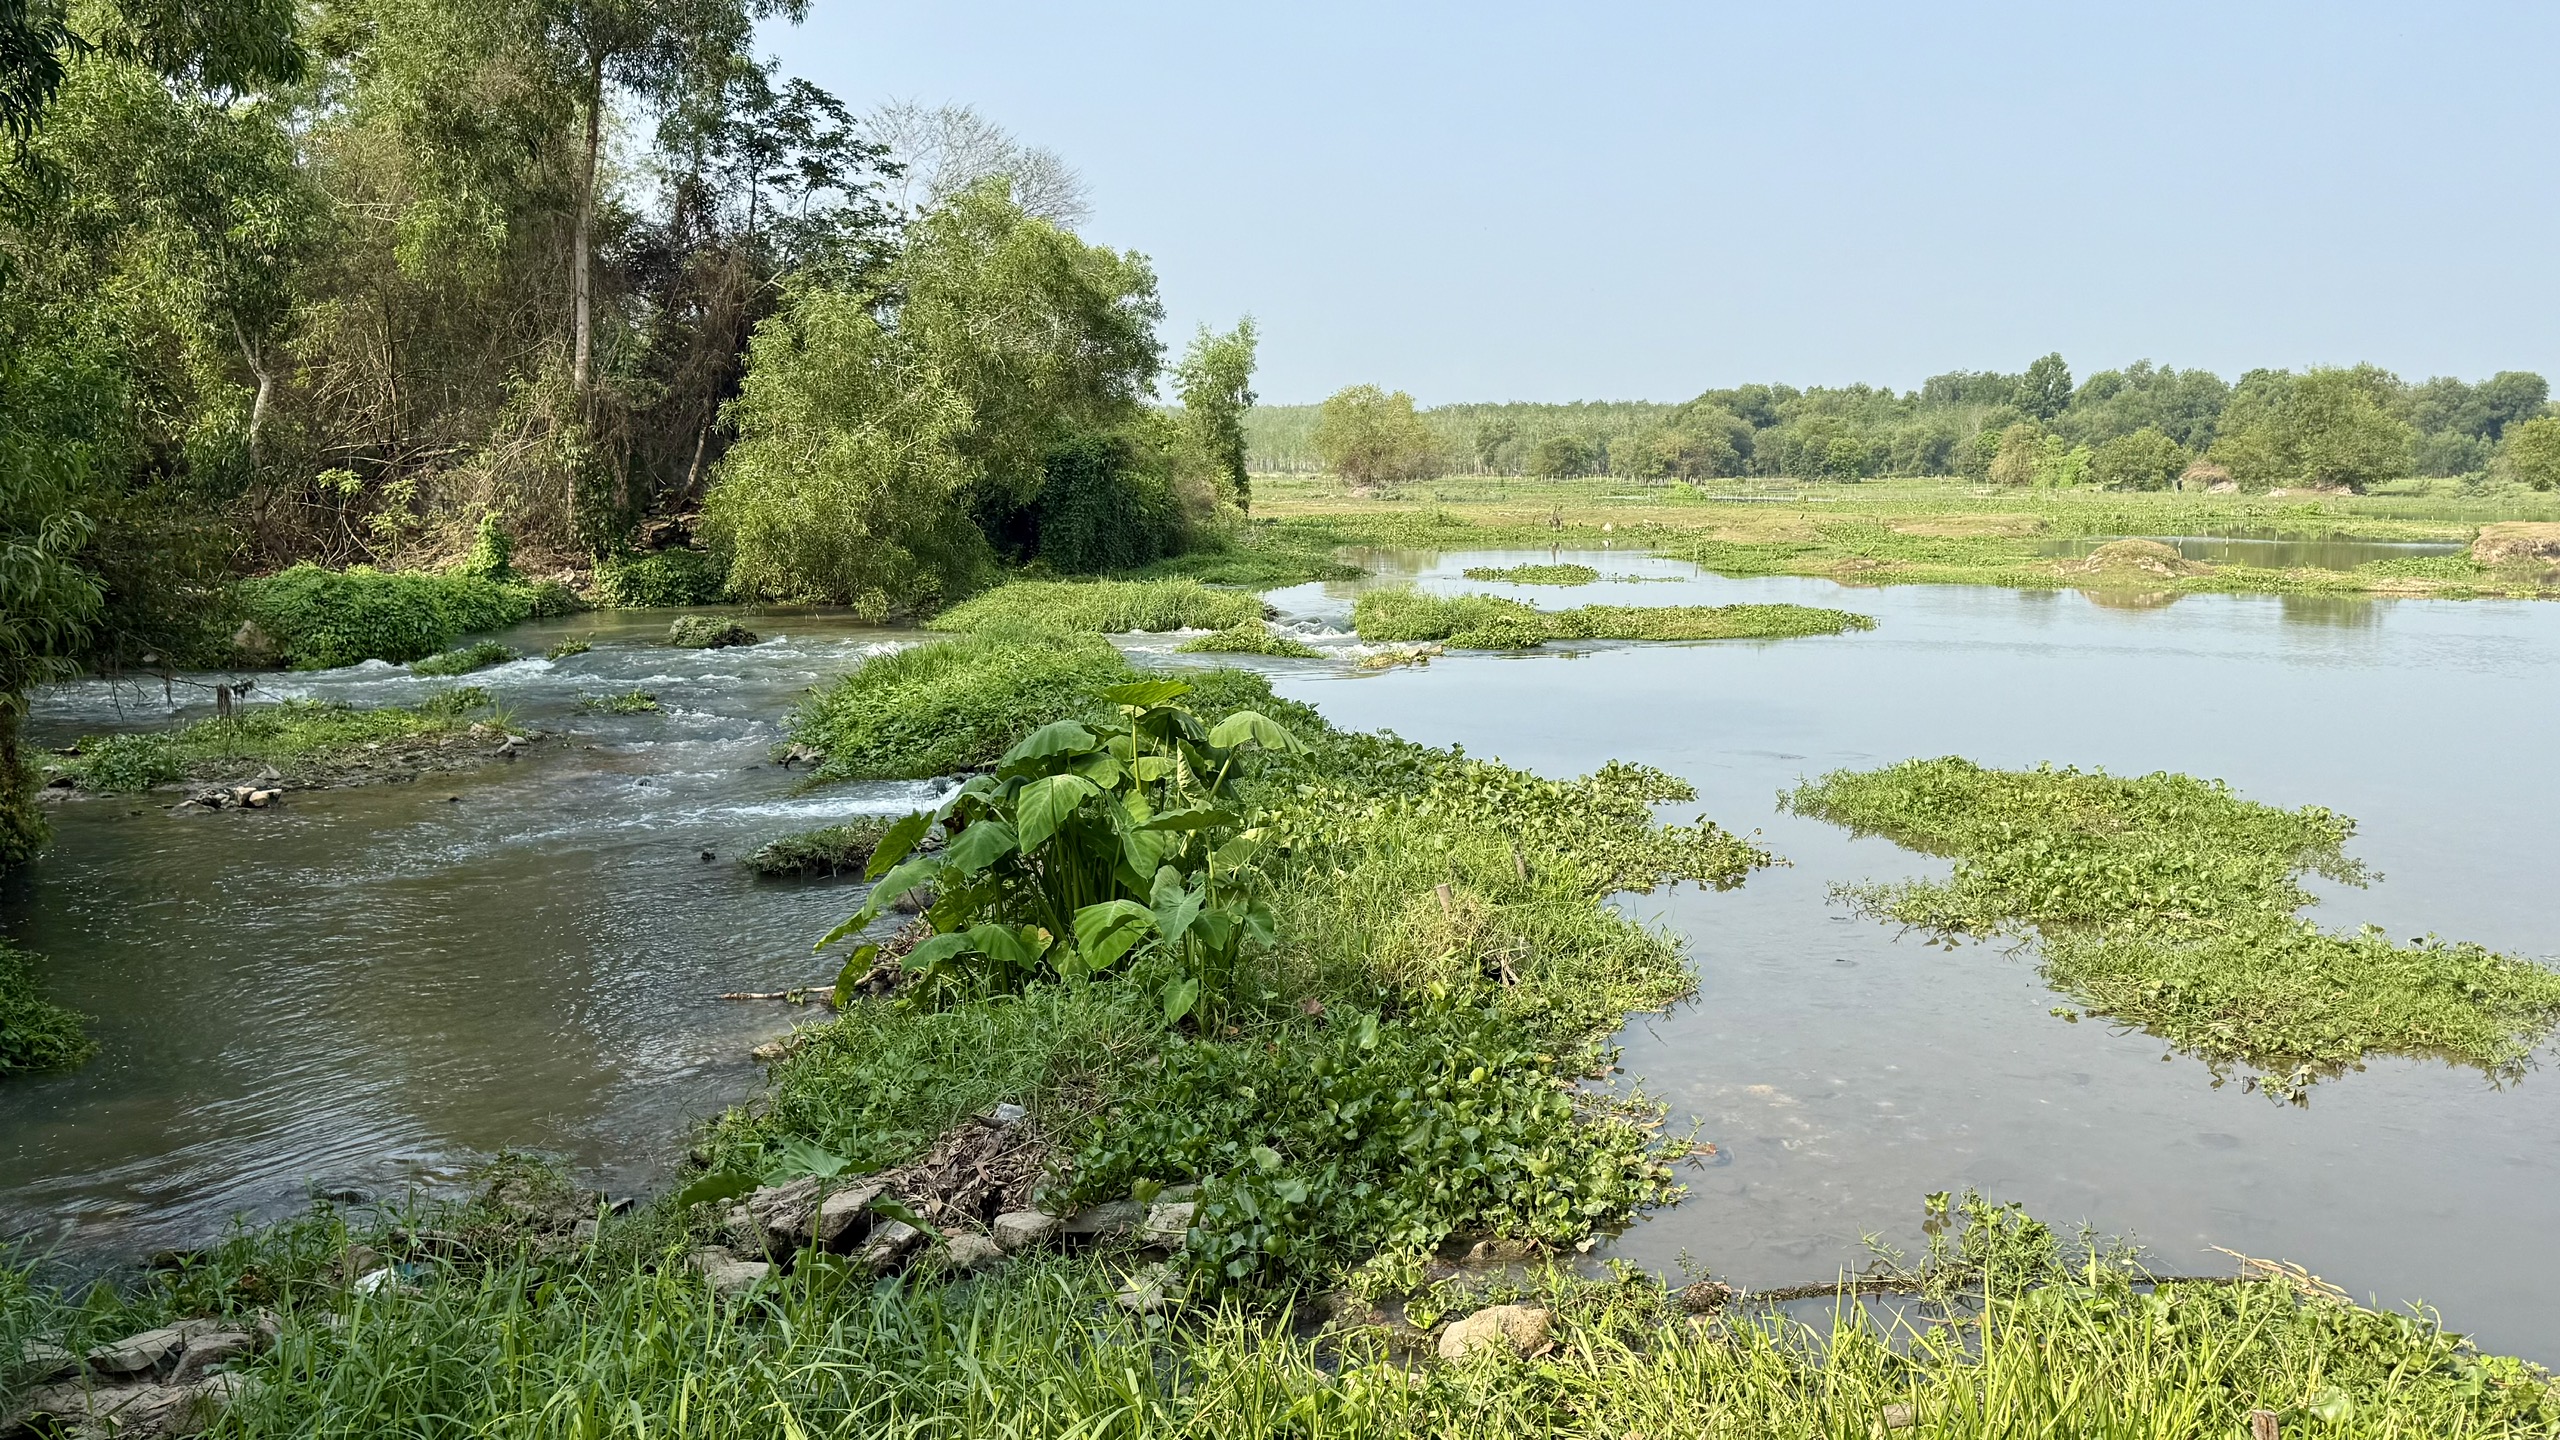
(6, 555), (2558, 1358)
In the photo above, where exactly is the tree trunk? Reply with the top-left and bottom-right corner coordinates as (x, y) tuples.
(571, 54), (603, 403)
(233, 324), (271, 468)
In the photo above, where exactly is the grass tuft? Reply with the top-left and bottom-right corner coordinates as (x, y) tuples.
(930, 579), (1267, 634)
(0, 938), (92, 1075)
(1174, 620), (1324, 657)
(743, 818), (895, 877)
(409, 640), (515, 676)
(1352, 586), (1873, 648)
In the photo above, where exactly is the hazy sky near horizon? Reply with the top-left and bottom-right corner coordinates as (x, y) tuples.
(770, 2), (2559, 405)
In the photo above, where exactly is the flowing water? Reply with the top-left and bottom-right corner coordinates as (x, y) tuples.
(7, 558), (2560, 1359)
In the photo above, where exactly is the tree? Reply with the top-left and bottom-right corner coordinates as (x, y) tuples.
(2090, 427), (2187, 491)
(1820, 435), (1868, 481)
(1987, 423), (2045, 486)
(2498, 415), (2560, 492)
(866, 100), (1088, 226)
(1524, 433), (1591, 480)
(1173, 318), (1256, 510)
(2016, 353), (2072, 421)
(1314, 384), (1436, 489)
(2210, 366), (2414, 492)
(2, 0), (301, 139)
(1472, 417), (1516, 474)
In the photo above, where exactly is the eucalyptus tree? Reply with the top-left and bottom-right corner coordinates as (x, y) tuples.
(1174, 318), (1257, 509)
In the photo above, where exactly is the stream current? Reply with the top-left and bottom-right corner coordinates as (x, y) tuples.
(5, 558), (2558, 1358)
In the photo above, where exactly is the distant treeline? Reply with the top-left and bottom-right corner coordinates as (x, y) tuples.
(1255, 358), (2560, 493)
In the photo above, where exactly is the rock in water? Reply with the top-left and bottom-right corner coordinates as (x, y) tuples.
(1437, 1304), (1553, 1361)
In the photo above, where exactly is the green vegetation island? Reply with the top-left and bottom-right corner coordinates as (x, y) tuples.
(7, 0), (2560, 1434)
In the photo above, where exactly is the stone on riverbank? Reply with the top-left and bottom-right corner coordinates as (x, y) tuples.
(1140, 1200), (1195, 1251)
(992, 1210), (1060, 1252)
(941, 1232), (1005, 1273)
(689, 1247), (771, 1297)
(1438, 1304), (1553, 1361)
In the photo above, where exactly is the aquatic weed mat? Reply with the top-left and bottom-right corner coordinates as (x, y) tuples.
(1785, 757), (2560, 1095)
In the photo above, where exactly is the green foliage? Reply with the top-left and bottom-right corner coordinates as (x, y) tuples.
(743, 817), (894, 878)
(0, 939), (93, 1075)
(593, 550), (726, 608)
(1175, 620), (1322, 658)
(665, 615), (757, 648)
(819, 680), (1303, 1016)
(1174, 318), (1258, 509)
(2213, 366), (2417, 491)
(1787, 757), (2560, 1089)
(234, 565), (544, 669)
(409, 640), (514, 676)
(1462, 562), (1600, 585)
(1351, 587), (1874, 647)
(2016, 352), (2073, 420)
(452, 513), (514, 582)
(2497, 414), (2560, 491)
(1020, 430), (1186, 573)
(53, 697), (480, 793)
(929, 578), (1266, 635)
(574, 689), (661, 715)
(791, 630), (1139, 782)
(1314, 384), (1439, 487)
(2089, 426), (2188, 491)
(543, 638), (590, 660)
(1525, 432), (1594, 480)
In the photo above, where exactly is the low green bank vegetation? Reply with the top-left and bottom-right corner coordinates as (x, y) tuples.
(1460, 562), (1599, 585)
(235, 566), (579, 670)
(0, 939), (92, 1076)
(1352, 587), (1874, 650)
(1786, 758), (2560, 1094)
(593, 550), (727, 608)
(48, 693), (501, 794)
(929, 579), (1267, 635)
(744, 818), (897, 878)
(1175, 620), (1323, 657)
(408, 640), (515, 676)
(789, 631), (1138, 783)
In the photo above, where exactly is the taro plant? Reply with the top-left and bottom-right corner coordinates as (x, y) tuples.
(819, 679), (1304, 1025)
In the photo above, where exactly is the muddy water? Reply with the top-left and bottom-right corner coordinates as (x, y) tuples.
(0, 610), (938, 1253)
(8, 557), (2559, 1359)
(1253, 549), (2560, 1360)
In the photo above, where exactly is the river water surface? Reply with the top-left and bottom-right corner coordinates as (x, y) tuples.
(6, 559), (2559, 1359)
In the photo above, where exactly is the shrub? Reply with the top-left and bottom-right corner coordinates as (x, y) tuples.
(1, 939), (92, 1075)
(411, 641), (515, 676)
(452, 513), (515, 582)
(929, 580), (1265, 635)
(1025, 431), (1187, 574)
(595, 549), (727, 608)
(2091, 427), (2188, 491)
(234, 565), (544, 669)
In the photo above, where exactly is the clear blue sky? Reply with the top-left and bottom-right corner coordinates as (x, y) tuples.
(769, 2), (2559, 404)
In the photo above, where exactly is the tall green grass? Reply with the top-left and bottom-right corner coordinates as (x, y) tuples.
(0, 938), (91, 1074)
(929, 579), (1266, 634)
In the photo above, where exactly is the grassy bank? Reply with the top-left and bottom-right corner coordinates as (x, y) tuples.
(1353, 587), (1874, 649)
(46, 691), (500, 794)
(1224, 475), (2560, 600)
(930, 578), (1269, 634)
(0, 938), (91, 1075)
(1787, 757), (2560, 1093)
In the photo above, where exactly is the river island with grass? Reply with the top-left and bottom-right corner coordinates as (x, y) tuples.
(10, 9), (2560, 1429)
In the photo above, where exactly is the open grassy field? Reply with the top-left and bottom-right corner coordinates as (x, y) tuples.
(1224, 474), (2560, 600)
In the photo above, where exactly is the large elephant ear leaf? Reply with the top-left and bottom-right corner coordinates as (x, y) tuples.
(864, 810), (935, 880)
(941, 819), (1018, 875)
(1014, 773), (1099, 853)
(1207, 710), (1305, 754)
(1072, 899), (1157, 971)
(831, 942), (880, 1008)
(1001, 720), (1101, 767)
(1101, 679), (1191, 710)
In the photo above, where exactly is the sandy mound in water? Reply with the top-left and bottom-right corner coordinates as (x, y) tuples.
(2472, 522), (2560, 567)
(2065, 538), (2211, 580)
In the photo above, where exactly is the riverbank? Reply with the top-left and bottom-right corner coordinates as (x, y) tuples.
(1218, 475), (2560, 600)
(9, 632), (2560, 1435)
